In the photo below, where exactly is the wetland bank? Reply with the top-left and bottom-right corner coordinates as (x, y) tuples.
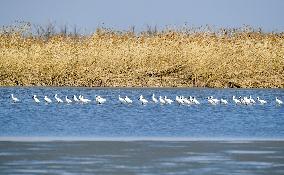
(0, 23), (283, 88)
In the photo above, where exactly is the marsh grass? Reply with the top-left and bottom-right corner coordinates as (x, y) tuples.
(0, 23), (283, 88)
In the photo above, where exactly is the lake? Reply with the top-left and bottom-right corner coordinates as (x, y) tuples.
(0, 87), (284, 174)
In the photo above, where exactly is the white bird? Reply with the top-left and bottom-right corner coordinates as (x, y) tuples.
(181, 97), (191, 105)
(207, 96), (219, 105)
(124, 96), (133, 104)
(152, 94), (158, 103)
(119, 95), (127, 104)
(192, 96), (200, 105)
(164, 96), (173, 104)
(159, 96), (166, 105)
(55, 94), (63, 103)
(95, 96), (106, 104)
(211, 96), (220, 104)
(276, 97), (283, 105)
(232, 96), (241, 104)
(220, 98), (228, 104)
(176, 96), (184, 105)
(139, 95), (148, 105)
(33, 95), (40, 103)
(257, 97), (267, 105)
(73, 95), (79, 102)
(11, 94), (19, 102)
(188, 96), (194, 103)
(65, 96), (72, 103)
(241, 96), (251, 105)
(44, 96), (52, 103)
(79, 95), (91, 103)
(207, 96), (216, 105)
(249, 96), (256, 104)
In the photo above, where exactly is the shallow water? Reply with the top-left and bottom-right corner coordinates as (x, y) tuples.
(1, 87), (284, 174)
(0, 87), (283, 138)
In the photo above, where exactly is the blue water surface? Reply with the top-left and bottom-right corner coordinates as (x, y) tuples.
(0, 87), (284, 138)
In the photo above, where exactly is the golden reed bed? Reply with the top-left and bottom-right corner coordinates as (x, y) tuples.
(0, 24), (283, 88)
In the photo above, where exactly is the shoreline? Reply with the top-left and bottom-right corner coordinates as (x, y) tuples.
(1, 136), (284, 142)
(0, 86), (283, 90)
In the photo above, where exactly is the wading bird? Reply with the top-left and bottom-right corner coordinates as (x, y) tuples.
(139, 95), (148, 105)
(55, 94), (63, 103)
(257, 97), (267, 105)
(220, 98), (228, 105)
(96, 96), (106, 104)
(124, 96), (133, 104)
(73, 95), (79, 102)
(65, 96), (72, 103)
(276, 97), (283, 105)
(119, 95), (127, 104)
(11, 94), (20, 102)
(44, 96), (52, 103)
(152, 94), (158, 103)
(79, 95), (91, 103)
(33, 95), (40, 103)
(164, 96), (173, 104)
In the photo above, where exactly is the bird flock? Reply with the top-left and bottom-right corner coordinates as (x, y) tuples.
(9, 93), (283, 106)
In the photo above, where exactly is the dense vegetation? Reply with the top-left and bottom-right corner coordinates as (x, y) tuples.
(0, 23), (283, 87)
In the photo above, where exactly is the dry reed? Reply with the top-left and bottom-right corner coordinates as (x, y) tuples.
(0, 23), (283, 88)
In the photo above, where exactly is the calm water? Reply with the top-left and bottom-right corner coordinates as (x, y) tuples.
(0, 87), (283, 138)
(0, 140), (284, 175)
(1, 87), (284, 174)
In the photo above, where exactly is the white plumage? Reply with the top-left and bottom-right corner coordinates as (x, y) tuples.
(11, 94), (20, 102)
(96, 96), (106, 104)
(276, 97), (283, 105)
(73, 95), (79, 102)
(44, 96), (52, 103)
(79, 95), (91, 103)
(220, 98), (228, 104)
(192, 96), (200, 105)
(152, 94), (158, 103)
(249, 96), (256, 104)
(159, 96), (166, 105)
(65, 96), (72, 103)
(232, 96), (241, 104)
(124, 96), (132, 104)
(55, 94), (63, 103)
(139, 95), (148, 105)
(257, 97), (267, 105)
(33, 95), (40, 103)
(164, 96), (173, 104)
(175, 96), (184, 105)
(119, 95), (127, 104)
